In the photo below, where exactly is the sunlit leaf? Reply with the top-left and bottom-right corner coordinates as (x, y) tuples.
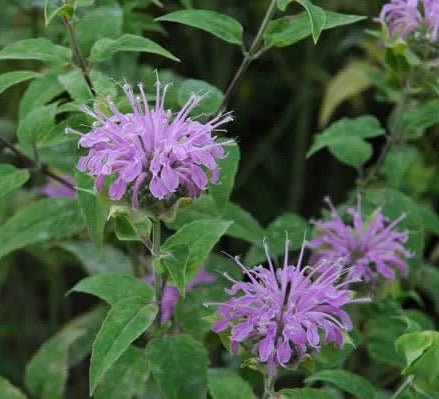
(90, 298), (157, 394)
(90, 34), (179, 63)
(0, 38), (71, 65)
(70, 273), (153, 305)
(157, 9), (243, 45)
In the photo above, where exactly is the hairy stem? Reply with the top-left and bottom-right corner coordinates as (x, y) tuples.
(0, 135), (75, 190)
(220, 0), (277, 110)
(262, 374), (276, 399)
(152, 220), (163, 326)
(62, 16), (96, 96)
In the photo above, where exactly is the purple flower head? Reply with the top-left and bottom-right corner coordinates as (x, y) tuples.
(423, 0), (439, 41)
(378, 0), (439, 42)
(308, 197), (412, 283)
(210, 240), (363, 373)
(68, 81), (233, 208)
(41, 175), (76, 198)
(145, 268), (215, 323)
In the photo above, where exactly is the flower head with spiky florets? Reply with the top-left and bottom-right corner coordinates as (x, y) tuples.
(308, 198), (412, 283)
(68, 81), (233, 209)
(378, 0), (439, 42)
(209, 239), (365, 373)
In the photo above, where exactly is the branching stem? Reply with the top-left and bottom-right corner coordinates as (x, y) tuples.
(62, 15), (96, 96)
(0, 135), (75, 190)
(220, 0), (277, 110)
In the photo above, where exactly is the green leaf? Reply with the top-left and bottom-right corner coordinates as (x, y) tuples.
(161, 244), (189, 296)
(0, 164), (30, 199)
(264, 11), (365, 48)
(44, 0), (74, 26)
(90, 70), (117, 98)
(25, 329), (85, 399)
(19, 73), (64, 119)
(0, 376), (27, 399)
(177, 79), (224, 115)
(75, 172), (111, 249)
(76, 5), (123, 56)
(281, 388), (340, 399)
(94, 346), (149, 399)
(0, 38), (71, 65)
(307, 116), (385, 167)
(396, 331), (439, 381)
(367, 316), (406, 367)
(224, 202), (265, 245)
(0, 70), (40, 96)
(416, 204), (439, 236)
(162, 219), (232, 280)
(305, 370), (377, 399)
(295, 0), (326, 43)
(169, 196), (264, 246)
(146, 334), (209, 399)
(90, 298), (157, 394)
(277, 0), (292, 11)
(331, 137), (373, 168)
(70, 273), (153, 305)
(59, 241), (134, 275)
(319, 61), (375, 127)
(381, 146), (418, 187)
(17, 102), (57, 144)
(58, 70), (92, 103)
(245, 213), (308, 266)
(166, 195), (217, 228)
(209, 141), (240, 213)
(110, 206), (152, 242)
(207, 368), (256, 399)
(90, 34), (179, 63)
(402, 99), (439, 140)
(114, 215), (151, 242)
(157, 9), (243, 45)
(0, 198), (83, 260)
(416, 264), (439, 312)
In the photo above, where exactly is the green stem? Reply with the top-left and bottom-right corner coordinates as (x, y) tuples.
(262, 374), (276, 399)
(220, 0), (277, 110)
(0, 135), (75, 190)
(62, 16), (96, 96)
(152, 220), (163, 326)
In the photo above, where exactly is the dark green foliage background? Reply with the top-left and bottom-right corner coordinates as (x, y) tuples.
(0, 0), (438, 398)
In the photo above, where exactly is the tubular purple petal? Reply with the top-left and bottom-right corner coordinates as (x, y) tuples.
(308, 198), (412, 284)
(70, 80), (232, 207)
(209, 240), (363, 373)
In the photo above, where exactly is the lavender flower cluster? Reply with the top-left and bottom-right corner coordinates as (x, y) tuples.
(69, 81), (232, 208)
(379, 0), (439, 42)
(70, 80), (412, 376)
(211, 200), (411, 373)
